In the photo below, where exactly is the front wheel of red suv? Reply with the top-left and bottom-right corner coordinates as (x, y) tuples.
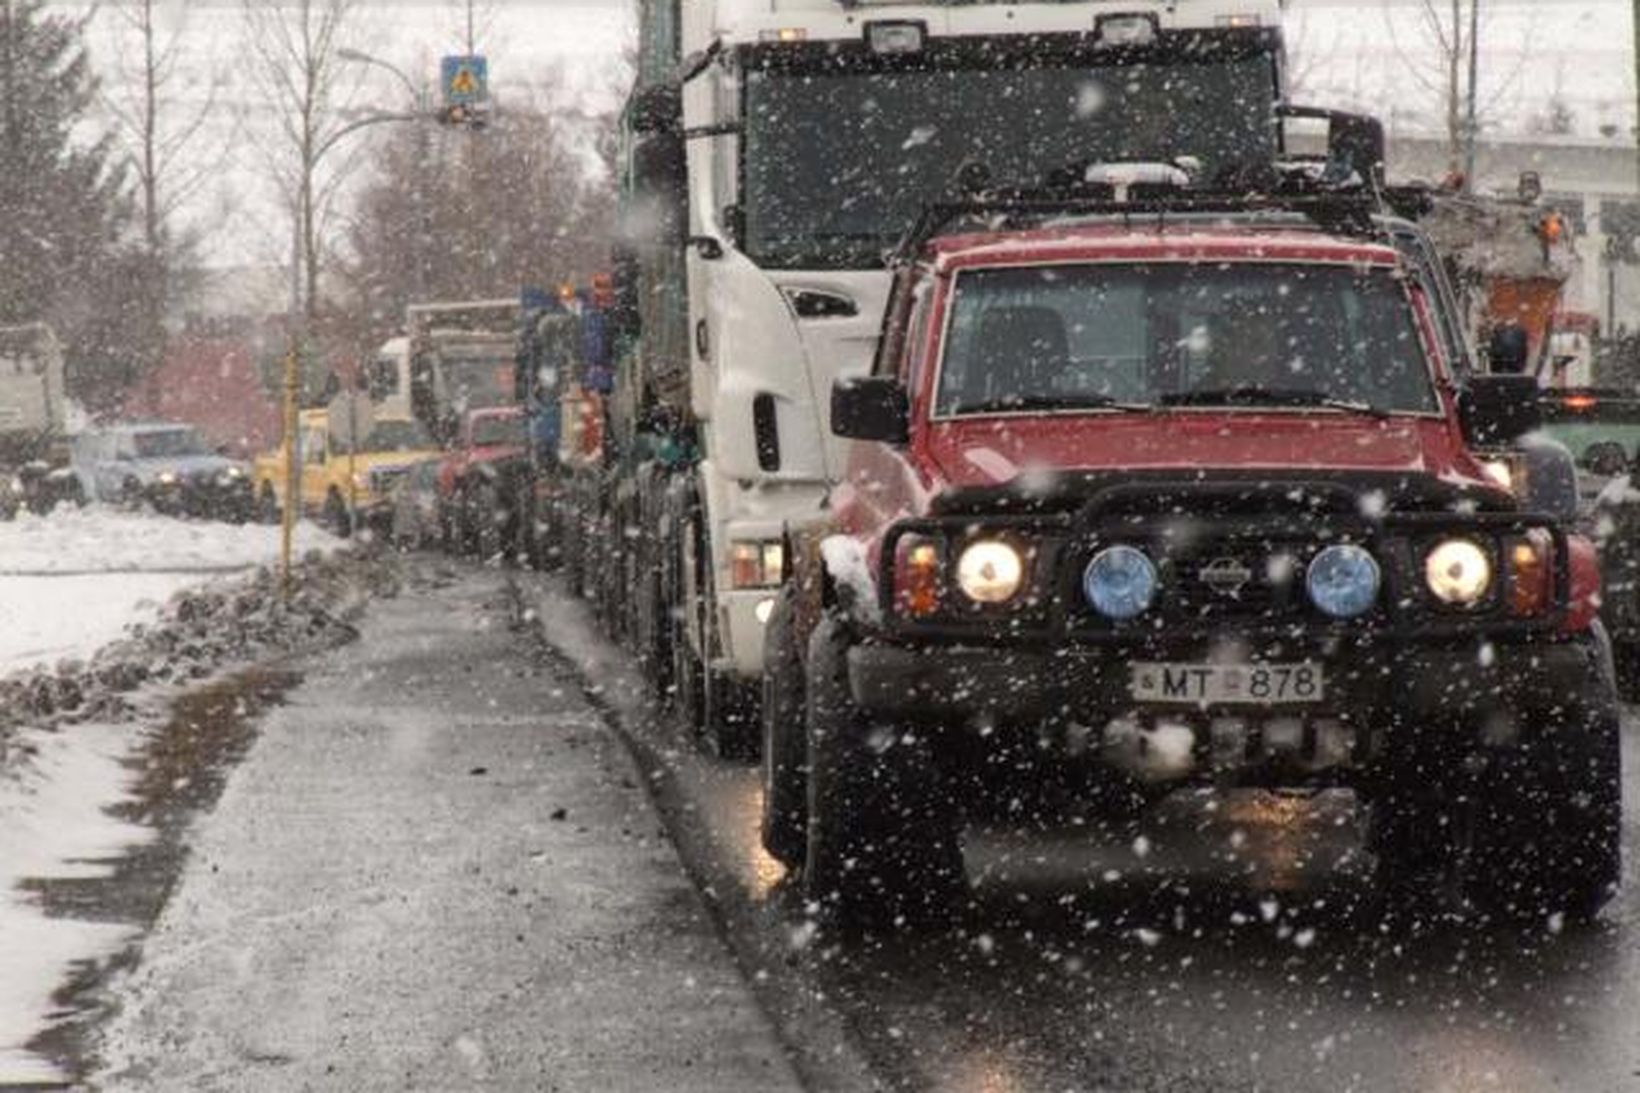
(1463, 703), (1622, 926)
(803, 613), (964, 929)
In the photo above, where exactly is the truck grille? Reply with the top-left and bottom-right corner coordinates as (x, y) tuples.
(370, 466), (411, 493)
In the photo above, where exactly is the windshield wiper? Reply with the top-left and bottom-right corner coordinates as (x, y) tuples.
(1160, 388), (1390, 418)
(952, 393), (1153, 415)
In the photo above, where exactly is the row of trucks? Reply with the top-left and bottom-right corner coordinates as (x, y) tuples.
(424, 0), (1623, 927)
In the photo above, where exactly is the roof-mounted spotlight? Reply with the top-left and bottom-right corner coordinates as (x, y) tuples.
(1094, 13), (1159, 49)
(865, 20), (927, 55)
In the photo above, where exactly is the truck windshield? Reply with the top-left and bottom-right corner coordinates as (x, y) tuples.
(132, 429), (208, 458)
(472, 415), (527, 447)
(356, 420), (435, 453)
(743, 52), (1277, 269)
(935, 262), (1437, 417)
(443, 351), (517, 411)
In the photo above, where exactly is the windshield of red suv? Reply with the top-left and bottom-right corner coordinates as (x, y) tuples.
(934, 262), (1438, 417)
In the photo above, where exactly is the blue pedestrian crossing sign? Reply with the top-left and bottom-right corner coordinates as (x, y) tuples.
(441, 55), (488, 106)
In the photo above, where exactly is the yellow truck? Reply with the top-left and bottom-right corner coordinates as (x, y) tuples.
(252, 409), (442, 535)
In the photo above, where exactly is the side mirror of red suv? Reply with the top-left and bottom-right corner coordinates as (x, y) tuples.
(832, 377), (909, 444)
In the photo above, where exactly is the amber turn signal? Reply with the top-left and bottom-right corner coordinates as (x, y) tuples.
(1508, 531), (1552, 617)
(894, 538), (942, 617)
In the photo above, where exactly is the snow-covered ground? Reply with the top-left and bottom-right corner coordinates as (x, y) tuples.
(0, 725), (147, 1084)
(0, 510), (335, 674)
(0, 510), (339, 1083)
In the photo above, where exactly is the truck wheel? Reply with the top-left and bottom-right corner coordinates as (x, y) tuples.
(803, 612), (964, 928)
(323, 491), (352, 538)
(760, 586), (807, 867)
(438, 504), (456, 554)
(1464, 703), (1622, 925)
(671, 594), (705, 728)
(473, 482), (502, 561)
(704, 669), (759, 761)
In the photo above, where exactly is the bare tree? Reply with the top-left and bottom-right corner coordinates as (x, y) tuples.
(1383, 0), (1535, 187)
(341, 73), (615, 341)
(98, 0), (230, 377)
(241, 0), (372, 332)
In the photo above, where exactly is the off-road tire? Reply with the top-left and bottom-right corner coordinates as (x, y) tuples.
(760, 586), (808, 867)
(1463, 702), (1623, 925)
(803, 613), (964, 928)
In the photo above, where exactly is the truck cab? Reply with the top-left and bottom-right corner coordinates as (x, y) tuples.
(762, 194), (1621, 927)
(253, 410), (441, 535)
(615, 0), (1291, 756)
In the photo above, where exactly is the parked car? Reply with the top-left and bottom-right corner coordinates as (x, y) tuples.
(763, 187), (1619, 928)
(72, 422), (252, 521)
(387, 457), (446, 549)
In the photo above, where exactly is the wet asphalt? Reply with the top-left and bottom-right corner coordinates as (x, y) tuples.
(519, 568), (1640, 1093)
(21, 559), (1640, 1091)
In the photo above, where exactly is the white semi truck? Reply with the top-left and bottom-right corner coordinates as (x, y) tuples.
(576, 0), (1290, 755)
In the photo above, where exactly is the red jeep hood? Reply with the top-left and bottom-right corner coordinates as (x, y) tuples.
(923, 413), (1480, 488)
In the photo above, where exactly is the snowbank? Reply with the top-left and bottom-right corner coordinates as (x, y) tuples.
(0, 511), (339, 674)
(0, 552), (384, 1084)
(0, 509), (335, 575)
(0, 724), (146, 1084)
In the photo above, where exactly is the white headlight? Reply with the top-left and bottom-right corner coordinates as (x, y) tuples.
(1425, 539), (1492, 605)
(955, 539), (1024, 604)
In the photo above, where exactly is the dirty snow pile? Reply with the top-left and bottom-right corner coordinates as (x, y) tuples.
(0, 510), (339, 674)
(0, 551), (395, 1084)
(0, 553), (389, 764)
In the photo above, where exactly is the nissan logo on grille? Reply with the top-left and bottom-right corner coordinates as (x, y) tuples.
(1198, 557), (1252, 598)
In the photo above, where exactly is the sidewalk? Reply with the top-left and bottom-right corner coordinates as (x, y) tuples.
(92, 565), (803, 1092)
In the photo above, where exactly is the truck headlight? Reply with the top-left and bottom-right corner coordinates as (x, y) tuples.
(955, 539), (1024, 604)
(156, 471), (178, 486)
(1425, 539), (1492, 605)
(1083, 545), (1158, 620)
(1306, 544), (1380, 619)
(352, 471), (370, 490)
(729, 540), (784, 589)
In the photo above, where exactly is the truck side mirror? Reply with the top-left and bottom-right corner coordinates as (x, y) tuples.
(1277, 104), (1385, 188)
(1458, 374), (1542, 445)
(628, 82), (681, 135)
(1487, 323), (1531, 374)
(628, 131), (687, 247)
(832, 377), (909, 444)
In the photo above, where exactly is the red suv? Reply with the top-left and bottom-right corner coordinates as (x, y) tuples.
(761, 196), (1619, 928)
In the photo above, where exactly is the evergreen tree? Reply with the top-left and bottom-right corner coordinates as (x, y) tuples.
(0, 0), (142, 411)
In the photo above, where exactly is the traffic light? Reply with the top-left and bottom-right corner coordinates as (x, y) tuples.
(439, 103), (488, 129)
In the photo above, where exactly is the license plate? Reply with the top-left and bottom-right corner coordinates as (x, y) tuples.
(1128, 662), (1324, 705)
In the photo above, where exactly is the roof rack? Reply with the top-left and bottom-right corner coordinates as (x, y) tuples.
(890, 181), (1392, 267)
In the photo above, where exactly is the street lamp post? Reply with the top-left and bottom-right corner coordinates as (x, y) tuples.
(337, 49), (434, 298)
(280, 92), (426, 599)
